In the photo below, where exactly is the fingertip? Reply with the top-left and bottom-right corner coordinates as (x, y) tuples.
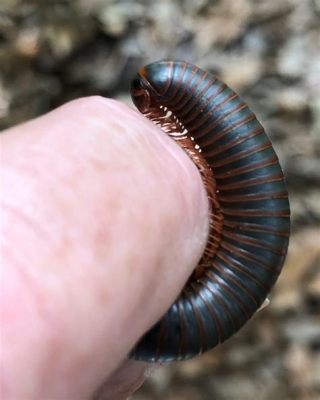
(2, 96), (209, 398)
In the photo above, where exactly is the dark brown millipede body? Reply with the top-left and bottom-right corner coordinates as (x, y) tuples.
(130, 60), (290, 362)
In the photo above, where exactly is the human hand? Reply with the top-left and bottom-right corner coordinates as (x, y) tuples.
(1, 97), (208, 399)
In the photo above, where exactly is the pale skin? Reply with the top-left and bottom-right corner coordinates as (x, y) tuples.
(1, 97), (209, 399)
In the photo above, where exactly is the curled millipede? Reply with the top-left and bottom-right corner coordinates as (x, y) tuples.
(130, 60), (290, 362)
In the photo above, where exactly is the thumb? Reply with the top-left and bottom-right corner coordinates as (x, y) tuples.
(1, 97), (208, 399)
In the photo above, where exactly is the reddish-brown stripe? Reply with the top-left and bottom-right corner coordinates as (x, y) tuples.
(202, 272), (239, 332)
(190, 100), (248, 140)
(200, 114), (258, 149)
(221, 208), (290, 218)
(159, 61), (174, 96)
(212, 141), (273, 168)
(216, 251), (269, 293)
(219, 191), (289, 202)
(166, 62), (189, 104)
(220, 241), (280, 272)
(205, 268), (252, 319)
(185, 83), (229, 131)
(155, 316), (169, 359)
(171, 69), (208, 113)
(177, 297), (188, 358)
(214, 156), (279, 179)
(222, 220), (290, 236)
(222, 230), (286, 255)
(204, 129), (265, 161)
(218, 172), (285, 190)
(194, 282), (223, 343)
(185, 287), (207, 354)
(179, 75), (215, 121)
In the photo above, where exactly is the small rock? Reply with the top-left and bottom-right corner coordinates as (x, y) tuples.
(14, 27), (40, 57)
(275, 88), (309, 115)
(283, 319), (320, 344)
(97, 2), (144, 37)
(284, 344), (313, 395)
(0, 80), (11, 120)
(220, 56), (263, 91)
(277, 35), (311, 78)
(307, 271), (320, 299)
(310, 353), (320, 389)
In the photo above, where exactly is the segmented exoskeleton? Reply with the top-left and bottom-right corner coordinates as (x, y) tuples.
(130, 61), (290, 362)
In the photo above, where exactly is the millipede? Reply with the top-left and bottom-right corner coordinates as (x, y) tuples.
(130, 60), (290, 362)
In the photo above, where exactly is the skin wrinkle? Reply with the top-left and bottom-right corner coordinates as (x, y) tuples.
(1, 245), (45, 327)
(5, 144), (128, 261)
(3, 157), (87, 250)
(1, 202), (63, 377)
(93, 360), (147, 400)
(1, 202), (64, 335)
(104, 99), (196, 174)
(2, 142), (122, 396)
(1, 247), (60, 398)
(2, 196), (100, 396)
(2, 202), (50, 244)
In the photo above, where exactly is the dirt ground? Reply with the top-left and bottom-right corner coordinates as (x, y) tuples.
(1, 1), (319, 399)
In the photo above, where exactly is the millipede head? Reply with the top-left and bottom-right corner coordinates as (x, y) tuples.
(131, 61), (175, 113)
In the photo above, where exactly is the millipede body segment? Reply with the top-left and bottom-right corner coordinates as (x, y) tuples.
(130, 61), (290, 362)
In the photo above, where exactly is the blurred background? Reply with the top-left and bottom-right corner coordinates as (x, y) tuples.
(1, 0), (319, 399)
